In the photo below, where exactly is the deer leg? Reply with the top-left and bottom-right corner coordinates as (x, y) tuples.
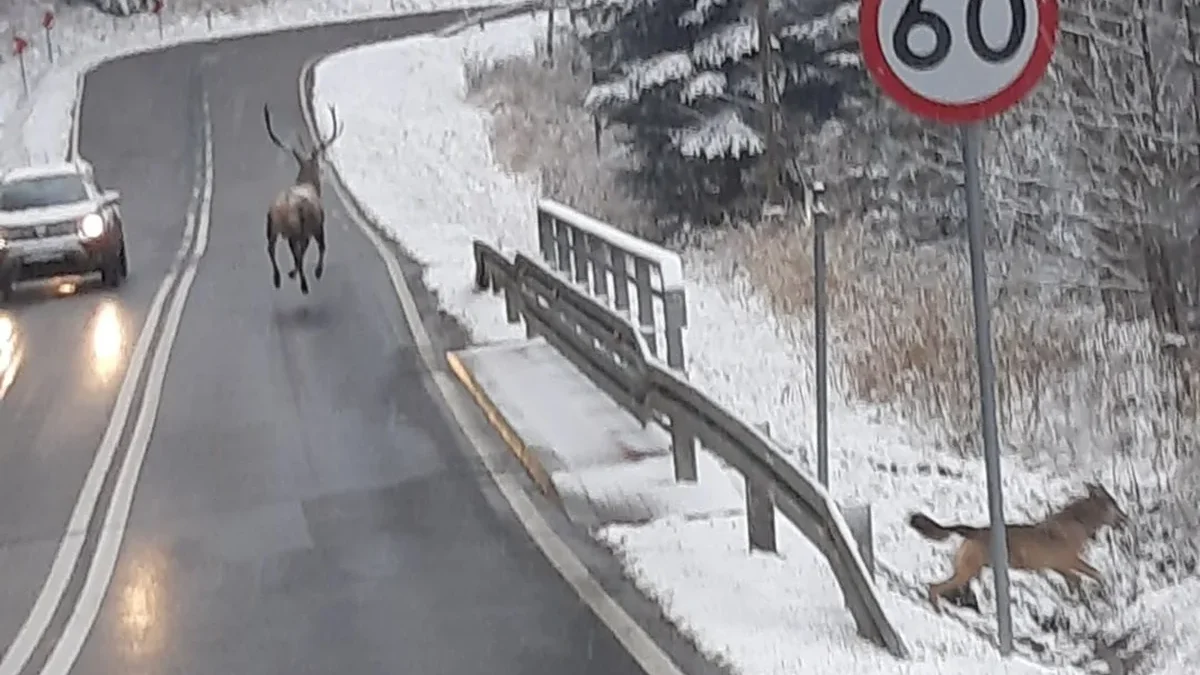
(1072, 556), (1105, 594)
(266, 224), (281, 289)
(928, 543), (985, 613)
(314, 224), (326, 280)
(287, 236), (299, 279)
(1053, 568), (1085, 597)
(289, 237), (309, 295)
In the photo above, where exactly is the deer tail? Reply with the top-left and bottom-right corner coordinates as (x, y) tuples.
(908, 512), (982, 541)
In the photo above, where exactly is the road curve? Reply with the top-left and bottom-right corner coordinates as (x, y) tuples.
(0, 11), (686, 675)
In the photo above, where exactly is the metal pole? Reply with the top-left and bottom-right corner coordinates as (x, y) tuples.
(961, 122), (1013, 655)
(811, 185), (829, 487)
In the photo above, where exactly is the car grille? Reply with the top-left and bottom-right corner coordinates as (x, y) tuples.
(2, 220), (78, 240)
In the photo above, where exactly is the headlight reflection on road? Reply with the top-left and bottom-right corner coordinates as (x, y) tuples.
(0, 314), (22, 400)
(89, 301), (125, 384)
(118, 543), (170, 661)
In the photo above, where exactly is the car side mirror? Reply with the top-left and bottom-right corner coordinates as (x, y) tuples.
(102, 189), (120, 206)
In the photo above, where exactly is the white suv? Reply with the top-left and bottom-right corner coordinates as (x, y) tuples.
(0, 160), (129, 301)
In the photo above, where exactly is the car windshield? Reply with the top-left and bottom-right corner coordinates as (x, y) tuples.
(0, 175), (88, 211)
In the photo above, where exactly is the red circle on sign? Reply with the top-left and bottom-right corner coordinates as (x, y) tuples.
(13, 36), (28, 55)
(859, 0), (1059, 123)
(152, 0), (164, 13)
(43, 11), (55, 29)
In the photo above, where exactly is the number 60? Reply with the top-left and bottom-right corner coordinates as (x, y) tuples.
(892, 0), (1027, 71)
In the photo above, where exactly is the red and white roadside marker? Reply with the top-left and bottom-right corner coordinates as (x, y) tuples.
(12, 35), (29, 95)
(152, 0), (165, 39)
(858, 0), (1060, 658)
(43, 10), (56, 64)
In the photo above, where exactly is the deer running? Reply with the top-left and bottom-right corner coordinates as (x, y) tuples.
(908, 482), (1129, 612)
(262, 103), (343, 295)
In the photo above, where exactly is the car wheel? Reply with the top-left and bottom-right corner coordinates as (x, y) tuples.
(101, 244), (127, 288)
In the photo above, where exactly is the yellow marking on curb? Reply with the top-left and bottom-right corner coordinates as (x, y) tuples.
(445, 350), (560, 502)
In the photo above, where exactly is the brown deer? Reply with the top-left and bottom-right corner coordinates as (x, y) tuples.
(262, 103), (343, 295)
(909, 482), (1129, 611)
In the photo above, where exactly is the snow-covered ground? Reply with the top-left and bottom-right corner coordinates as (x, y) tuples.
(0, 0), (497, 167)
(311, 12), (1200, 675)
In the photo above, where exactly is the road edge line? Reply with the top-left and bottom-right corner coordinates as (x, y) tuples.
(300, 51), (688, 675)
(444, 350), (560, 501)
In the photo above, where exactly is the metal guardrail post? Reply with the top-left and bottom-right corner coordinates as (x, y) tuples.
(663, 288), (687, 372)
(572, 229), (590, 288)
(632, 259), (657, 357)
(841, 504), (875, 580)
(748, 423), (779, 553)
(589, 234), (609, 300)
(503, 276), (521, 324)
(538, 209), (556, 267)
(554, 217), (572, 276)
(473, 244), (490, 293)
(671, 425), (698, 482)
(611, 252), (630, 315)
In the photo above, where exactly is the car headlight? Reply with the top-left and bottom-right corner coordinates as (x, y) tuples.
(78, 213), (105, 239)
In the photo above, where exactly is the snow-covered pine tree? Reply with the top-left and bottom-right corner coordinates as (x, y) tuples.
(78, 0), (154, 16)
(576, 0), (861, 228)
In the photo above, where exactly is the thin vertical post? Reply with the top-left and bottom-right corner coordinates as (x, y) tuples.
(811, 185), (829, 487)
(747, 423), (778, 553)
(962, 122), (1012, 656)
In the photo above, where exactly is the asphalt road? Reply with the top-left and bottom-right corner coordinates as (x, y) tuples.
(0, 10), (707, 675)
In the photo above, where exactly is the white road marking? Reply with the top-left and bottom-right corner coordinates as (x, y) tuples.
(37, 91), (215, 675)
(300, 57), (687, 675)
(0, 84), (208, 675)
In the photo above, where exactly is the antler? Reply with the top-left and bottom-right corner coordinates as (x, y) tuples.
(313, 105), (344, 156)
(263, 104), (303, 163)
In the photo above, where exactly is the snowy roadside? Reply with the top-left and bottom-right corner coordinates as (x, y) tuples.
(310, 12), (1200, 675)
(0, 0), (508, 168)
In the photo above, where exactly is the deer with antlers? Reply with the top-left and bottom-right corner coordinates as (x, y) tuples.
(262, 103), (343, 295)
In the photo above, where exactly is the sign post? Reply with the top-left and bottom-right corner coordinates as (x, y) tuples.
(859, 0), (1059, 657)
(12, 36), (29, 96)
(42, 10), (55, 64)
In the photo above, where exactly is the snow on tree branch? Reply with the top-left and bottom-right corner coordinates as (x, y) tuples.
(673, 108), (763, 158)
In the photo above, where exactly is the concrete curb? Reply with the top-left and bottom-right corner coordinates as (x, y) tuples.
(445, 351), (562, 502)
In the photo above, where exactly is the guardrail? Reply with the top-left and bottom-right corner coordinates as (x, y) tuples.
(536, 199), (687, 370)
(471, 240), (910, 659)
(534, 199), (700, 479)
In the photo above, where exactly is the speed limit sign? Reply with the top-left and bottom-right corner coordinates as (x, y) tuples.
(859, 0), (1058, 123)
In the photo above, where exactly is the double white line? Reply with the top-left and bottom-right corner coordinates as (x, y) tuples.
(0, 91), (214, 675)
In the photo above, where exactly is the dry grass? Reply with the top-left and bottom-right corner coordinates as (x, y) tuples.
(730, 223), (1199, 460)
